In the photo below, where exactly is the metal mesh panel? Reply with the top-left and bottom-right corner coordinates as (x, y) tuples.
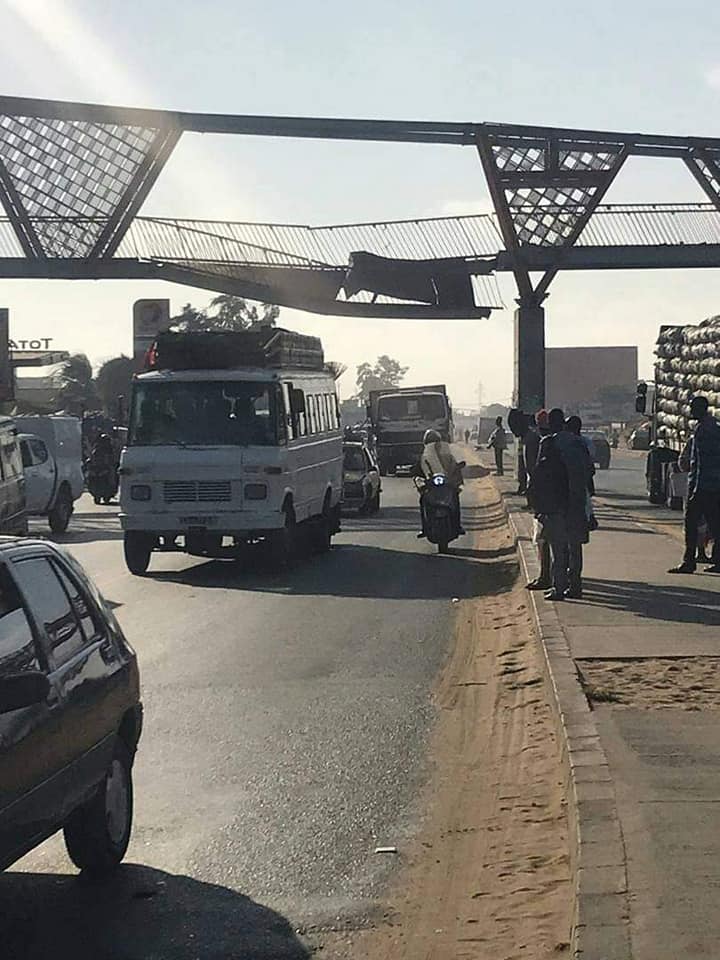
(559, 150), (618, 171)
(0, 115), (159, 256)
(492, 145), (544, 172)
(496, 145), (626, 246)
(690, 153), (720, 200)
(508, 185), (597, 245)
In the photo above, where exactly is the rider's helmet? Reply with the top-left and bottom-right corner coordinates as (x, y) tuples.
(423, 429), (441, 445)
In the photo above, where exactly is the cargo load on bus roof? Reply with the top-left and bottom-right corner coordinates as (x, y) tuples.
(147, 328), (324, 372)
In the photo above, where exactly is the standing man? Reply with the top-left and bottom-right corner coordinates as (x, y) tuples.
(525, 410), (551, 590)
(669, 395), (720, 574)
(529, 408), (592, 600)
(487, 416), (508, 476)
(464, 428), (471, 444)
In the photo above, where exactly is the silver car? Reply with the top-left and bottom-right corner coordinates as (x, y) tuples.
(342, 442), (381, 514)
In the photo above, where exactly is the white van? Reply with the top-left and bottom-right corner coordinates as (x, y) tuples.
(16, 416), (84, 533)
(119, 335), (343, 575)
(0, 417), (27, 536)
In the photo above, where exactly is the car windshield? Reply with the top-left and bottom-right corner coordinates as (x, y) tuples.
(129, 380), (281, 446)
(343, 448), (366, 471)
(378, 394), (446, 421)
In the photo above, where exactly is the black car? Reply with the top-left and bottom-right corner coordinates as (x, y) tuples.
(0, 538), (142, 875)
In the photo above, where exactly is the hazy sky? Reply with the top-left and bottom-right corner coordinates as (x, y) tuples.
(2, 0), (720, 407)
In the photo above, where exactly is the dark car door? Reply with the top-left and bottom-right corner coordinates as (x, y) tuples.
(10, 555), (122, 822)
(0, 561), (65, 866)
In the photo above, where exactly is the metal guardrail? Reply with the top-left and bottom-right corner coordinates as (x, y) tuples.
(3, 204), (720, 267)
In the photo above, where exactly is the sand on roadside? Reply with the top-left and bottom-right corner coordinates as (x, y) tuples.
(326, 473), (573, 959)
(580, 657), (720, 709)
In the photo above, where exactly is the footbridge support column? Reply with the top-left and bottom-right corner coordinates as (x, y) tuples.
(514, 299), (546, 412)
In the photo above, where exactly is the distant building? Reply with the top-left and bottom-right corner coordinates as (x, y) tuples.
(545, 346), (638, 423)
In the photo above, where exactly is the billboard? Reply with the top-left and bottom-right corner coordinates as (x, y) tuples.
(133, 299), (170, 370)
(546, 346), (638, 419)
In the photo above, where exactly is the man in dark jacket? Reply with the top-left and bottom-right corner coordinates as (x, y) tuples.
(669, 396), (720, 574)
(525, 409), (552, 590)
(529, 408), (592, 600)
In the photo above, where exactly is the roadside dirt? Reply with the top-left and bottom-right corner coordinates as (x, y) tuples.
(580, 657), (720, 709)
(325, 474), (572, 959)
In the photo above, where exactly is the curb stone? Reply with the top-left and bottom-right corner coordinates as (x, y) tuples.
(504, 495), (632, 960)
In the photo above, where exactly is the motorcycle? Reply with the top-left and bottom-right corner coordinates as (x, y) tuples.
(414, 461), (465, 554)
(86, 463), (118, 505)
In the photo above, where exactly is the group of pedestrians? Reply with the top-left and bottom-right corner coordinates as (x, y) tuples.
(521, 407), (595, 601)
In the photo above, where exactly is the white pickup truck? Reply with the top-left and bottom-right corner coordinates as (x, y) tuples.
(16, 416), (85, 533)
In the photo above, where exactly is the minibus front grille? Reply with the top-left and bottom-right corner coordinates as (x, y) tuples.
(164, 480), (232, 503)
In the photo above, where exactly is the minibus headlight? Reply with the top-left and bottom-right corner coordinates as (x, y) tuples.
(244, 483), (268, 500)
(130, 484), (152, 501)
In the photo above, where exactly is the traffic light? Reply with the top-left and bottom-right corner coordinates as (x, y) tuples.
(635, 381), (647, 414)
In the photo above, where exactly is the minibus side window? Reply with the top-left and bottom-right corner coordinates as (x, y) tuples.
(317, 395), (327, 434)
(282, 384), (295, 441)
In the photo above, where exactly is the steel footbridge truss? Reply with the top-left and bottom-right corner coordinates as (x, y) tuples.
(2, 95), (720, 320)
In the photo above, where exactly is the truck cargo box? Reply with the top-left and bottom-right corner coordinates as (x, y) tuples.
(149, 328), (324, 372)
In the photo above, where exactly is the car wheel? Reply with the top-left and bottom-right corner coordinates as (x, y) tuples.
(270, 506), (299, 568)
(63, 739), (133, 877)
(312, 500), (332, 554)
(124, 531), (153, 575)
(49, 486), (73, 534)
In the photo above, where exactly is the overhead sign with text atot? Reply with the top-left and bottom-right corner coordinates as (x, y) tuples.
(133, 299), (170, 370)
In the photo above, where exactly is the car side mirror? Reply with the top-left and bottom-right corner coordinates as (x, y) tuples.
(0, 671), (50, 714)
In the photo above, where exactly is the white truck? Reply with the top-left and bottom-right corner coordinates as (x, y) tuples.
(119, 328), (343, 575)
(16, 415), (84, 533)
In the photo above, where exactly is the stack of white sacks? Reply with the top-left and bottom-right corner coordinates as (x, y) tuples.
(655, 315), (720, 443)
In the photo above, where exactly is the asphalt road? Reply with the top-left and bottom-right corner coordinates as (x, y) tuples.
(593, 446), (685, 531)
(2, 473), (488, 959)
(594, 446), (647, 499)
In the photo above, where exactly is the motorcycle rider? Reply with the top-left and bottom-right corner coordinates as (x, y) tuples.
(416, 429), (465, 537)
(88, 433), (118, 492)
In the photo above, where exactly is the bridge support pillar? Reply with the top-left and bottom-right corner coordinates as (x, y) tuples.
(514, 299), (545, 411)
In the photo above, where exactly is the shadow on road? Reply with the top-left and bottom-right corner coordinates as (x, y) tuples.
(582, 577), (720, 626)
(341, 499), (504, 535)
(31, 510), (124, 545)
(150, 542), (517, 600)
(594, 522), (660, 536)
(0, 863), (309, 960)
(596, 490), (648, 503)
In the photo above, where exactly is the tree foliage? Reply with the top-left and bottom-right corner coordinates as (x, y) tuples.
(170, 296), (280, 332)
(58, 353), (98, 415)
(355, 355), (409, 403)
(96, 355), (135, 417)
